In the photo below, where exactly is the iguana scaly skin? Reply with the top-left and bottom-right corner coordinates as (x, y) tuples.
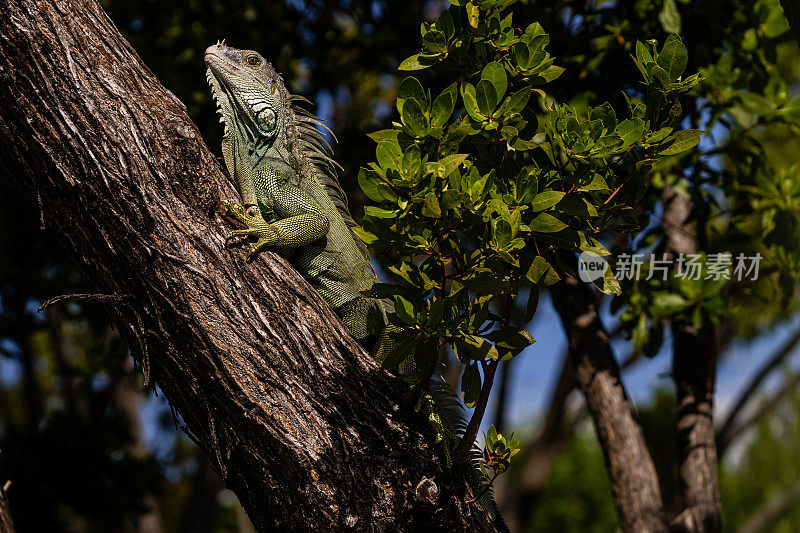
(204, 41), (387, 341)
(204, 42), (505, 527)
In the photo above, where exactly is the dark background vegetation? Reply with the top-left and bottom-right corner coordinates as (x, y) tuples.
(1, 0), (800, 531)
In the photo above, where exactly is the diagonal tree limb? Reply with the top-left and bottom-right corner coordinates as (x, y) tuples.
(717, 370), (800, 455)
(716, 323), (800, 450)
(550, 275), (668, 533)
(0, 449), (15, 533)
(737, 477), (800, 533)
(0, 482), (14, 533)
(0, 1), (499, 530)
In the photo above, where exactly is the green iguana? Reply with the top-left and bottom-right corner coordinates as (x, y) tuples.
(204, 41), (506, 529)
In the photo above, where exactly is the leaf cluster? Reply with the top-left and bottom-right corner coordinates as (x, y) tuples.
(358, 1), (701, 406)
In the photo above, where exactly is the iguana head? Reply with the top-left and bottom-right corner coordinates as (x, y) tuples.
(204, 41), (289, 156)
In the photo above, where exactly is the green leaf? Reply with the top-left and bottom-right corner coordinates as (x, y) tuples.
(591, 265), (621, 295)
(402, 98), (429, 137)
(461, 83), (487, 121)
(529, 212), (568, 233)
(397, 77), (427, 115)
(428, 153), (468, 179)
(367, 129), (399, 145)
(658, 0), (682, 34)
(652, 292), (691, 316)
(423, 29), (447, 54)
(487, 327), (535, 359)
(441, 190), (464, 211)
(616, 118), (646, 149)
(476, 80), (499, 116)
(650, 64), (671, 87)
(530, 190), (565, 212)
(500, 87), (532, 117)
(431, 82), (457, 128)
(376, 140), (403, 170)
(481, 61), (508, 101)
(393, 295), (417, 325)
(494, 219), (512, 247)
(526, 256), (560, 285)
(399, 54), (434, 71)
(466, 2), (480, 28)
(555, 196), (598, 217)
(656, 34), (688, 82)
(763, 4), (790, 38)
(402, 144), (422, 179)
(456, 335), (499, 362)
(537, 65), (564, 83)
(579, 233), (611, 256)
(461, 363), (481, 408)
(486, 424), (498, 445)
(659, 129), (703, 155)
(742, 28), (758, 51)
(579, 173), (610, 191)
(422, 191), (442, 218)
(358, 169), (388, 202)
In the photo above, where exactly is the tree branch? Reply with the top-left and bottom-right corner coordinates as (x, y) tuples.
(0, 455), (15, 533)
(550, 276), (668, 533)
(717, 370), (800, 455)
(0, 1), (498, 530)
(716, 323), (800, 451)
(454, 360), (499, 463)
(737, 477), (800, 533)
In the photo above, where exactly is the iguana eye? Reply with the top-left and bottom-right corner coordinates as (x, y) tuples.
(246, 55), (260, 67)
(256, 108), (276, 133)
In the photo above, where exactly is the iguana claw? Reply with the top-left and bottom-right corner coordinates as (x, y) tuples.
(221, 200), (278, 254)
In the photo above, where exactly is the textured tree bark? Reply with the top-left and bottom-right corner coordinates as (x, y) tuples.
(0, 481), (14, 533)
(662, 186), (721, 533)
(0, 0), (497, 531)
(0, 452), (13, 533)
(550, 277), (668, 533)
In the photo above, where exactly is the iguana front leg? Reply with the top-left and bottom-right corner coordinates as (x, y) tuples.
(222, 200), (279, 254)
(223, 185), (330, 255)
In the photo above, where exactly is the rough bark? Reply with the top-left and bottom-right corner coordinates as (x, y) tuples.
(662, 186), (722, 533)
(550, 277), (668, 533)
(0, 1), (497, 531)
(0, 479), (15, 533)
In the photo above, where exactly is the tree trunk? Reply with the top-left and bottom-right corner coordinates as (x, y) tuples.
(550, 277), (668, 533)
(662, 185), (721, 533)
(0, 1), (497, 531)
